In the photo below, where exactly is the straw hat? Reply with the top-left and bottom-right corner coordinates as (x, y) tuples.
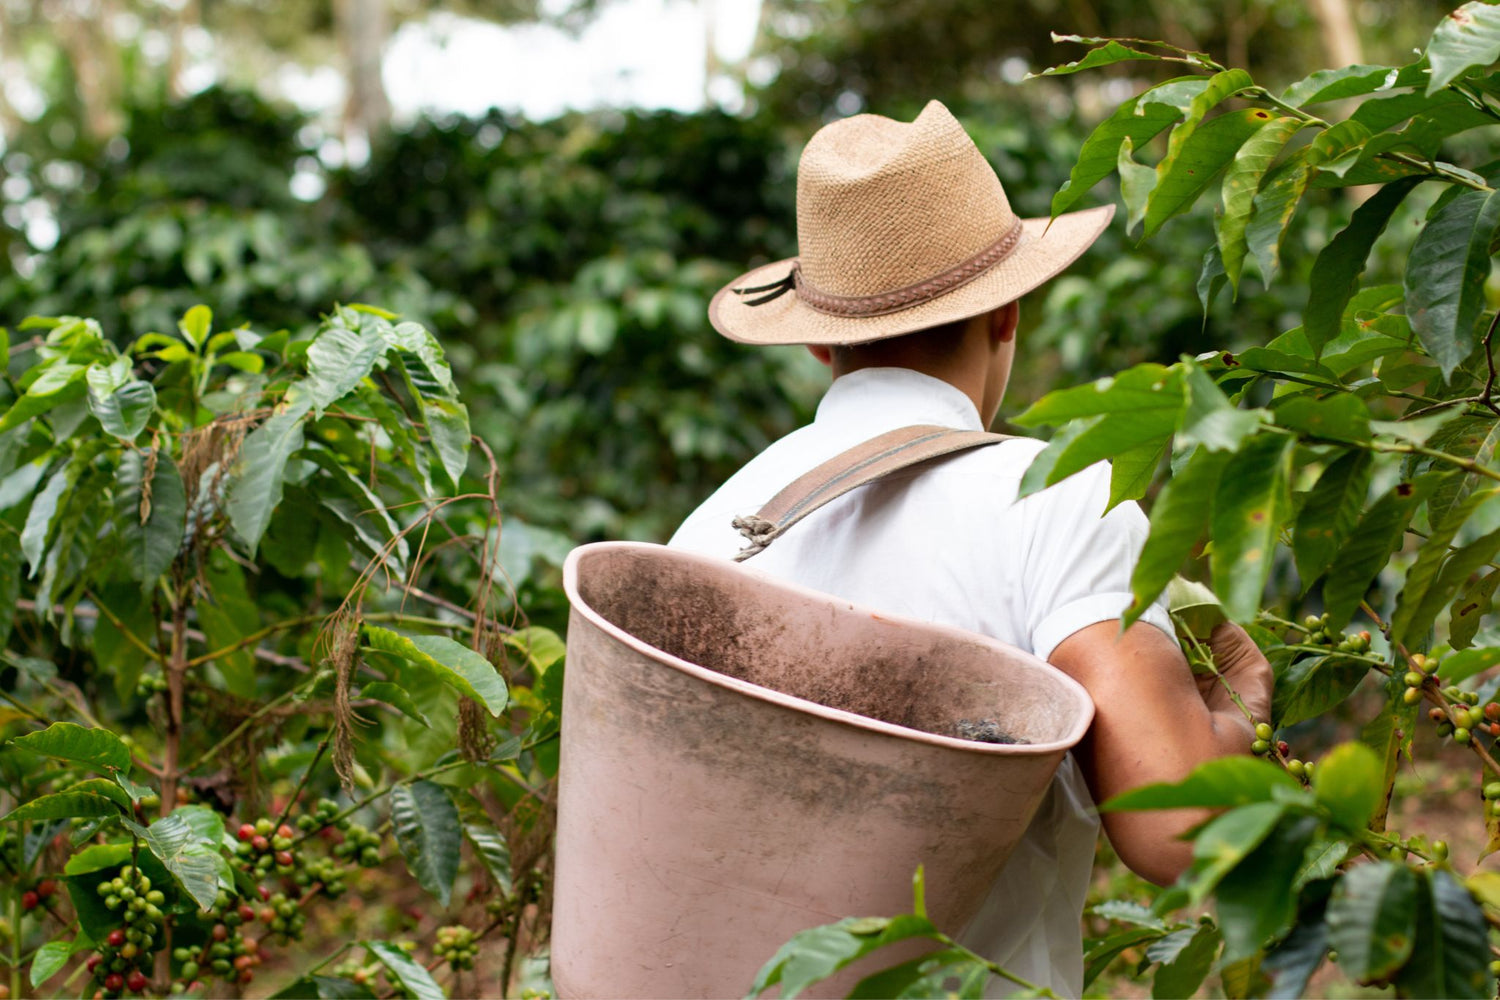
(708, 100), (1115, 346)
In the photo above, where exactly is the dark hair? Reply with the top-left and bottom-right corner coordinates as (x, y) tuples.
(829, 315), (973, 368)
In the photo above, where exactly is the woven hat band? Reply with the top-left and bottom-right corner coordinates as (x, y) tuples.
(795, 218), (1024, 318)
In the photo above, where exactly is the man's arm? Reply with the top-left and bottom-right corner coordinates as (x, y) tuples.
(1048, 620), (1274, 886)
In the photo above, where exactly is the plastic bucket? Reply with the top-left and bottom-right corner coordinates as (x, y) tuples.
(551, 541), (1094, 998)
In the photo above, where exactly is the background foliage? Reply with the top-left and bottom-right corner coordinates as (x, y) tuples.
(6, 0), (1500, 997)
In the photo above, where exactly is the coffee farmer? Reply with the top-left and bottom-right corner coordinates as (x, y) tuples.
(669, 100), (1274, 996)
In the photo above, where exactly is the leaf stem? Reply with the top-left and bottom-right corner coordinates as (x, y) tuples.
(1368, 441), (1500, 483)
(274, 739), (330, 832)
(1247, 86), (1328, 127)
(11, 823), (22, 1000)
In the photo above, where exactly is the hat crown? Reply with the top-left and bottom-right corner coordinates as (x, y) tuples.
(795, 101), (1016, 298)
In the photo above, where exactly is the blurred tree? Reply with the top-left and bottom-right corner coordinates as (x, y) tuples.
(742, 0), (1456, 122)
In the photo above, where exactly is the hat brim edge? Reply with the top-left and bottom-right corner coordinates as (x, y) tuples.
(709, 204), (1116, 347)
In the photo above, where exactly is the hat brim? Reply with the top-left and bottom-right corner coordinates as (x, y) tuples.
(708, 204), (1115, 347)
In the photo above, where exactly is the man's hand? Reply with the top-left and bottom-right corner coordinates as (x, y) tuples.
(1197, 623), (1273, 724)
(1050, 618), (1276, 886)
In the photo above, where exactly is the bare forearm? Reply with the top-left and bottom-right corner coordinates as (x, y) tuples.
(1051, 621), (1271, 886)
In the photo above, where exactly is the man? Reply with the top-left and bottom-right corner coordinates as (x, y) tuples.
(669, 100), (1273, 995)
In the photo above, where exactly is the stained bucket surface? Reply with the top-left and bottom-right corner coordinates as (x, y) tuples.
(552, 541), (1094, 999)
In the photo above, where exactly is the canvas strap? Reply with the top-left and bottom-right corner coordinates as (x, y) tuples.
(732, 424), (1013, 562)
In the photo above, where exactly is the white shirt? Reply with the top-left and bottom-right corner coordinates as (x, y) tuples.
(669, 367), (1173, 997)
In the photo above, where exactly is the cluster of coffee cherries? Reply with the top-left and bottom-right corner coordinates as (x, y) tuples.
(234, 817), (300, 878)
(433, 924), (478, 971)
(302, 797), (384, 873)
(20, 878), (58, 912)
(1301, 615), (1373, 655)
(1250, 723), (1314, 780)
(168, 895), (265, 994)
(86, 865), (166, 998)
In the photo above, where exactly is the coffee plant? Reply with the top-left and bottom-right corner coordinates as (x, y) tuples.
(0, 304), (563, 997)
(752, 3), (1500, 997)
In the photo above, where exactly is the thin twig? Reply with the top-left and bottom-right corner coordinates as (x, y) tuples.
(1482, 310), (1500, 417)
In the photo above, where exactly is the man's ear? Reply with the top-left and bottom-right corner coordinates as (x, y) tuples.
(807, 344), (833, 366)
(991, 300), (1019, 345)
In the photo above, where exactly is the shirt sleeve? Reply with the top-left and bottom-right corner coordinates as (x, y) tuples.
(1022, 461), (1175, 662)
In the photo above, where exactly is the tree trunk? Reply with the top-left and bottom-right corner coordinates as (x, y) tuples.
(167, 0), (202, 100)
(1308, 0), (1364, 68)
(57, 3), (123, 139)
(335, 0), (392, 150)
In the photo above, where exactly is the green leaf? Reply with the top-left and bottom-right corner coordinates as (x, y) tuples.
(1261, 913), (1329, 999)
(390, 781), (462, 907)
(1210, 433), (1294, 622)
(1019, 365), (1186, 427)
(1032, 39), (1175, 77)
(504, 626), (566, 674)
(463, 820), (513, 895)
(846, 948), (978, 999)
(1398, 869), (1491, 999)
(30, 940), (74, 987)
(1246, 121), (1371, 284)
(1323, 475), (1439, 629)
(1305, 178), (1424, 358)
(1407, 187), (1500, 379)
(124, 811), (227, 911)
(1052, 83), (1202, 216)
(226, 387), (311, 555)
(1198, 245), (1228, 313)
(1127, 447), (1231, 627)
(1218, 116), (1306, 292)
(1188, 801), (1287, 904)
(64, 778), (132, 810)
(1150, 924), (1220, 999)
(361, 681), (431, 727)
(1108, 436), (1168, 510)
(0, 363), (87, 435)
(1327, 861), (1418, 984)
(1274, 654), (1372, 728)
(419, 395), (470, 489)
(1440, 647), (1500, 684)
(1282, 62), (1426, 106)
(1273, 395), (1371, 444)
(272, 977), (377, 999)
(1216, 815), (1318, 962)
(363, 626), (509, 716)
(21, 464), (71, 574)
(178, 305), (211, 349)
(305, 320), (388, 415)
(1451, 570), (1500, 649)
(87, 374), (156, 441)
(1, 792), (120, 824)
(1181, 362), (1264, 452)
(1296, 839), (1351, 889)
(114, 448), (186, 585)
(1144, 99), (1263, 238)
(366, 941), (446, 1000)
(1118, 136), (1157, 234)
(1085, 928), (1170, 989)
(747, 914), (943, 999)
(1091, 900), (1170, 931)
(1015, 365), (1185, 494)
(1102, 756), (1300, 811)
(11, 722), (131, 771)
(1427, 2), (1500, 94)
(1392, 489), (1500, 645)
(1313, 742), (1383, 831)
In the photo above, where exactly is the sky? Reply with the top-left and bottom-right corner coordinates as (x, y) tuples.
(275, 0), (764, 123)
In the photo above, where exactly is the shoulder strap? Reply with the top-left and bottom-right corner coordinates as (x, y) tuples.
(732, 424), (1013, 562)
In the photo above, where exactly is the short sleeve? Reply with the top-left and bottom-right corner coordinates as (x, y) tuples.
(1022, 462), (1174, 661)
